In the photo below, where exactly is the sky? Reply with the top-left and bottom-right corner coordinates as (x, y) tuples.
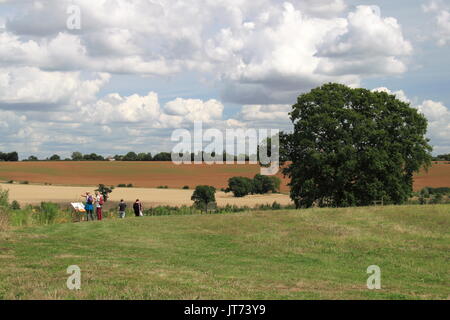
(0, 0), (449, 159)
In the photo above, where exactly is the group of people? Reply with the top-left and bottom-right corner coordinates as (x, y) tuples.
(80, 192), (143, 221)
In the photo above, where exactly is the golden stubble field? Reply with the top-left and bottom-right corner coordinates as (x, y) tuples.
(0, 183), (293, 207)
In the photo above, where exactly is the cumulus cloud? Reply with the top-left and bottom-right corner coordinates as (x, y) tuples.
(239, 104), (291, 121)
(0, 67), (110, 110)
(207, 3), (411, 103)
(423, 0), (450, 46)
(316, 6), (412, 75)
(4, 0), (447, 156)
(372, 87), (450, 154)
(164, 98), (224, 123)
(417, 100), (450, 152)
(1, 1), (412, 103)
(372, 87), (410, 103)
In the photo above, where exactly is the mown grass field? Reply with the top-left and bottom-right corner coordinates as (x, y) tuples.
(0, 205), (448, 300)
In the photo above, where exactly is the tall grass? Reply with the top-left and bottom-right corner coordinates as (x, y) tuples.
(0, 187), (10, 231)
(0, 206), (9, 231)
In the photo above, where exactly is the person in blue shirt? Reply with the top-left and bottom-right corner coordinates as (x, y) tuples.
(81, 192), (95, 221)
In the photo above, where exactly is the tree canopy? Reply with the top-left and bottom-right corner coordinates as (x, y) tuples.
(283, 83), (433, 208)
(191, 185), (216, 212)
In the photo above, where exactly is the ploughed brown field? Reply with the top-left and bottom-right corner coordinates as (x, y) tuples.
(0, 161), (290, 191)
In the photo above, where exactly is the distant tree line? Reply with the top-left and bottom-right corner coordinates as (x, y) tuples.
(432, 154), (450, 161)
(21, 151), (267, 162)
(0, 151), (19, 162)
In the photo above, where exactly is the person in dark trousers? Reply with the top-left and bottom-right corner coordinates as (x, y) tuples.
(118, 199), (127, 219)
(95, 191), (104, 221)
(133, 199), (143, 217)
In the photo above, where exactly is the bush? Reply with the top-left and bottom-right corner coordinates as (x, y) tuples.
(253, 174), (281, 194)
(10, 200), (20, 210)
(272, 201), (282, 210)
(20, 181), (29, 185)
(0, 187), (9, 208)
(227, 176), (254, 197)
(118, 183), (134, 188)
(9, 206), (33, 227)
(7, 180), (14, 184)
(191, 185), (216, 212)
(96, 184), (114, 202)
(182, 186), (190, 190)
(157, 186), (169, 189)
(430, 193), (444, 204)
(33, 202), (59, 225)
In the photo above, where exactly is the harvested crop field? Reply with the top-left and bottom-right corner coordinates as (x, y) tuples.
(0, 183), (293, 207)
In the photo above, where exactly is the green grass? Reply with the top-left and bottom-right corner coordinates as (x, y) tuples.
(0, 205), (449, 300)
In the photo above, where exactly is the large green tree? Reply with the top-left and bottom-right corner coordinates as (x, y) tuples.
(283, 83), (432, 208)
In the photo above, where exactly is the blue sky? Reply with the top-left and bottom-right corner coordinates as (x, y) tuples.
(0, 0), (449, 158)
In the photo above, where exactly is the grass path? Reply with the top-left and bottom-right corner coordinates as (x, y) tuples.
(0, 205), (449, 300)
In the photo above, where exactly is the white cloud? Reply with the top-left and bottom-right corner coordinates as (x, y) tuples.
(0, 1), (413, 104)
(239, 104), (291, 121)
(316, 6), (412, 75)
(295, 0), (347, 18)
(2, 1), (448, 156)
(164, 98), (224, 123)
(372, 87), (410, 103)
(373, 87), (450, 154)
(0, 67), (109, 108)
(207, 3), (411, 103)
(423, 0), (450, 46)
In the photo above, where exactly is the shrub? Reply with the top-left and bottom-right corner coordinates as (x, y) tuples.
(9, 206), (33, 227)
(430, 193), (444, 204)
(7, 180), (14, 184)
(157, 186), (169, 189)
(20, 181), (29, 185)
(0, 187), (9, 207)
(182, 186), (190, 190)
(34, 202), (59, 225)
(269, 176), (281, 193)
(10, 200), (20, 210)
(118, 183), (134, 188)
(253, 174), (281, 194)
(272, 201), (282, 210)
(191, 185), (216, 213)
(227, 176), (254, 197)
(96, 184), (114, 202)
